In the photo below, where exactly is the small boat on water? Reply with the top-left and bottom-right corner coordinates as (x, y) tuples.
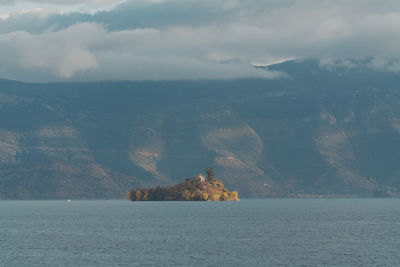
(67, 199), (72, 202)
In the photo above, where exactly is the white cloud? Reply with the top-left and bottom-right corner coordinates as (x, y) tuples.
(1, 0), (400, 81)
(0, 23), (100, 79)
(0, 0), (126, 17)
(0, 0), (124, 6)
(0, 23), (285, 81)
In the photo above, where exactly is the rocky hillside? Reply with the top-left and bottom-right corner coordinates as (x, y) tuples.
(127, 177), (239, 201)
(1, 60), (400, 198)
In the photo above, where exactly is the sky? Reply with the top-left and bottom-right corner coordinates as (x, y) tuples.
(0, 0), (400, 82)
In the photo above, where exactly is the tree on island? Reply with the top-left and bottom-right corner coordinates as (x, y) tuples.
(205, 167), (215, 182)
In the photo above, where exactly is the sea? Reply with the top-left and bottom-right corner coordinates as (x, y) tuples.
(1, 199), (399, 266)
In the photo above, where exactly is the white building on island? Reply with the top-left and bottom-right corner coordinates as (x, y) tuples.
(196, 174), (206, 182)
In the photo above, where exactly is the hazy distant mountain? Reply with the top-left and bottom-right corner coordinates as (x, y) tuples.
(1, 60), (400, 199)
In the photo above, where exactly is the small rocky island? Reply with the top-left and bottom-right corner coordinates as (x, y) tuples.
(127, 167), (239, 201)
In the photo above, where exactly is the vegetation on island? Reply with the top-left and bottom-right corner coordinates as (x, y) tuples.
(127, 167), (239, 201)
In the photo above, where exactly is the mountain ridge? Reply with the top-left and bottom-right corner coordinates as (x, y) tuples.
(1, 60), (400, 198)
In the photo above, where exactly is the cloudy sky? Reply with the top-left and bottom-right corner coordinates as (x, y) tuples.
(0, 0), (400, 82)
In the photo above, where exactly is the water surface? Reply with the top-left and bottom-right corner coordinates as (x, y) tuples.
(1, 199), (399, 266)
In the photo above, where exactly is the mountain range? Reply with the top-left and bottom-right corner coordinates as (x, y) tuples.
(1, 60), (400, 199)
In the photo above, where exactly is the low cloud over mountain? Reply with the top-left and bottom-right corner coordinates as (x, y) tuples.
(1, 0), (400, 81)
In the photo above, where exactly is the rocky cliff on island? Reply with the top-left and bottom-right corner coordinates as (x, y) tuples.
(127, 169), (239, 201)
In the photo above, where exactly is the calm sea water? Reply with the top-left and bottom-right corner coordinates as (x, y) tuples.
(1, 199), (400, 266)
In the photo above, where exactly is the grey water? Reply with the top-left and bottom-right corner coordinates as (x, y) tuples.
(1, 199), (400, 266)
